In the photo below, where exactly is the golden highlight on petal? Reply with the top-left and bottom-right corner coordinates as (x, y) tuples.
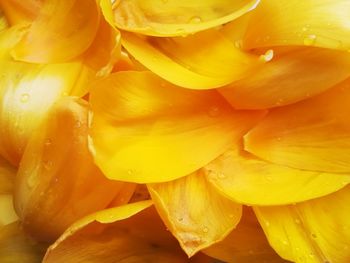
(0, 0), (42, 25)
(14, 97), (132, 242)
(245, 79), (350, 173)
(148, 172), (242, 257)
(90, 71), (265, 183)
(12, 0), (100, 63)
(113, 0), (260, 37)
(121, 30), (258, 89)
(254, 186), (350, 262)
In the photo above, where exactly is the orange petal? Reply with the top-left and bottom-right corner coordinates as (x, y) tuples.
(43, 202), (207, 262)
(0, 156), (16, 195)
(90, 71), (265, 183)
(121, 30), (259, 89)
(148, 172), (242, 256)
(245, 79), (350, 173)
(113, 0), (260, 37)
(204, 147), (350, 205)
(219, 47), (350, 109)
(254, 186), (350, 262)
(12, 0), (100, 63)
(14, 97), (132, 242)
(244, 0), (350, 51)
(0, 0), (42, 25)
(203, 208), (287, 262)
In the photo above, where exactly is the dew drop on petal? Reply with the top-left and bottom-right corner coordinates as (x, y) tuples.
(304, 34), (317, 46)
(20, 93), (30, 103)
(189, 16), (202, 24)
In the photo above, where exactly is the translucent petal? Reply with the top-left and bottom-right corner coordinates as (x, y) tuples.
(43, 202), (206, 262)
(203, 208), (287, 262)
(12, 0), (100, 63)
(244, 0), (350, 51)
(0, 0), (42, 25)
(14, 97), (132, 242)
(148, 172), (242, 256)
(254, 186), (350, 262)
(204, 147), (350, 205)
(245, 80), (350, 173)
(90, 71), (265, 183)
(113, 0), (260, 36)
(0, 222), (47, 262)
(121, 30), (258, 89)
(219, 47), (350, 109)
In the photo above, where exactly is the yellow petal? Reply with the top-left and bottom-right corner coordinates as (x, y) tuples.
(148, 172), (242, 257)
(14, 97), (132, 242)
(113, 0), (260, 36)
(219, 47), (350, 109)
(254, 185), (350, 262)
(244, 0), (350, 51)
(0, 195), (18, 226)
(245, 79), (350, 173)
(204, 147), (350, 205)
(121, 30), (258, 89)
(90, 71), (265, 183)
(12, 0), (100, 63)
(43, 201), (205, 262)
(0, 8), (8, 31)
(0, 222), (47, 262)
(203, 208), (287, 262)
(0, 156), (16, 195)
(0, 0), (42, 25)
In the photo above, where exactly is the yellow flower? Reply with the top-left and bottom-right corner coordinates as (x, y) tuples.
(1, 0), (350, 263)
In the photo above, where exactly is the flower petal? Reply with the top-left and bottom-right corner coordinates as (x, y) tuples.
(204, 147), (350, 205)
(0, 0), (42, 25)
(245, 80), (350, 173)
(219, 47), (350, 109)
(121, 30), (258, 89)
(244, 0), (350, 51)
(12, 0), (100, 63)
(113, 0), (260, 37)
(0, 157), (16, 195)
(0, 8), (9, 31)
(90, 71), (265, 183)
(14, 97), (132, 242)
(43, 201), (207, 262)
(254, 186), (350, 262)
(0, 222), (47, 262)
(0, 195), (18, 226)
(148, 171), (242, 257)
(203, 208), (286, 262)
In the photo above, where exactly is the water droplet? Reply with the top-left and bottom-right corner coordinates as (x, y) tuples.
(177, 217), (184, 222)
(218, 172), (226, 179)
(26, 174), (36, 188)
(189, 16), (202, 24)
(304, 34), (317, 46)
(282, 240), (289, 245)
(228, 214), (235, 219)
(20, 93), (30, 103)
(259, 49), (274, 62)
(265, 220), (270, 227)
(127, 169), (135, 176)
(202, 227), (208, 233)
(294, 218), (301, 224)
(309, 253), (315, 259)
(311, 233), (317, 239)
(44, 139), (52, 147)
(43, 160), (53, 170)
(75, 121), (82, 128)
(208, 106), (221, 117)
(234, 40), (243, 49)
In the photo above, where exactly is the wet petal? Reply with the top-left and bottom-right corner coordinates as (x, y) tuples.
(0, 222), (47, 262)
(203, 208), (286, 262)
(219, 47), (350, 109)
(121, 30), (258, 89)
(12, 0), (100, 63)
(14, 97), (132, 242)
(0, 0), (42, 25)
(90, 71), (265, 183)
(113, 0), (260, 36)
(245, 80), (350, 173)
(254, 186), (350, 262)
(204, 147), (350, 205)
(43, 201), (204, 262)
(148, 172), (242, 256)
(244, 0), (350, 51)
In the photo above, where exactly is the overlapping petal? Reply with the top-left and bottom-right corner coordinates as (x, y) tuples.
(245, 79), (350, 173)
(90, 71), (265, 183)
(0, 8), (8, 31)
(204, 147), (350, 206)
(254, 186), (350, 262)
(12, 0), (100, 63)
(14, 97), (132, 242)
(148, 171), (242, 256)
(113, 0), (260, 37)
(244, 0), (350, 51)
(121, 30), (258, 89)
(0, 0), (42, 25)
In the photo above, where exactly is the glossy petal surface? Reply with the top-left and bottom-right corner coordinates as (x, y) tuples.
(114, 0), (260, 36)
(90, 71), (265, 183)
(0, 0), (42, 25)
(148, 172), (242, 256)
(254, 186), (350, 262)
(245, 80), (350, 173)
